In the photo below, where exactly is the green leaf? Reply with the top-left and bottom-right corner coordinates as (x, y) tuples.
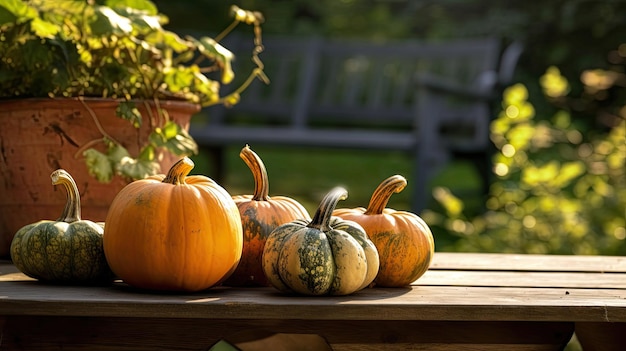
(111, 7), (163, 33)
(163, 66), (195, 93)
(149, 121), (198, 156)
(521, 161), (559, 187)
(172, 133), (198, 155)
(552, 161), (585, 188)
(191, 71), (220, 105)
(0, 0), (37, 25)
(433, 187), (464, 217)
(105, 0), (158, 16)
(161, 120), (179, 139)
(30, 17), (59, 38)
(208, 340), (239, 351)
(106, 142), (132, 165)
(118, 156), (161, 180)
(83, 148), (114, 183)
(92, 6), (133, 36)
(191, 36), (234, 84)
(145, 30), (189, 53)
(138, 144), (156, 161)
(100, 142), (158, 180)
(116, 101), (142, 128)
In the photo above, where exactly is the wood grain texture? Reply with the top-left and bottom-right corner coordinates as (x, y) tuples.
(0, 252), (624, 350)
(417, 270), (626, 288)
(430, 252), (626, 273)
(0, 281), (625, 322)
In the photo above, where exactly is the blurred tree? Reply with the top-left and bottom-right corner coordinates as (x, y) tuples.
(425, 60), (625, 255)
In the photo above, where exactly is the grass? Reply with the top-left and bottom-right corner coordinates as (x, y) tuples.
(190, 145), (484, 216)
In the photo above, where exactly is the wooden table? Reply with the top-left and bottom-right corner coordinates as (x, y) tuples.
(0, 252), (625, 351)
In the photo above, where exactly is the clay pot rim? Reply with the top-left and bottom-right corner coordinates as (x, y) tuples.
(0, 97), (201, 114)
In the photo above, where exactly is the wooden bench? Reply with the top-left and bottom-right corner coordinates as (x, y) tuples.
(1, 253), (624, 350)
(191, 35), (523, 212)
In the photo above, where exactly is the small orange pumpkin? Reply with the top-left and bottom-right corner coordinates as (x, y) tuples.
(103, 157), (243, 292)
(333, 175), (434, 287)
(225, 145), (311, 286)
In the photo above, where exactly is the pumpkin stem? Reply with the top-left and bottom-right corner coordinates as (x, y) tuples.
(162, 157), (194, 185)
(309, 187), (348, 232)
(51, 169), (81, 223)
(365, 175), (407, 215)
(240, 145), (270, 201)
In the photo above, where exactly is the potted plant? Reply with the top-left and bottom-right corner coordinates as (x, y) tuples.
(0, 0), (266, 256)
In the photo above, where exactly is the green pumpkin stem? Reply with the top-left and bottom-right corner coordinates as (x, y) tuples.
(365, 175), (407, 215)
(51, 169), (81, 223)
(240, 145), (270, 201)
(162, 157), (194, 185)
(309, 187), (348, 232)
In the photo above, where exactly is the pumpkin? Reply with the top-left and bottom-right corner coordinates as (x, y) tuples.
(333, 175), (434, 287)
(225, 145), (311, 286)
(10, 169), (114, 284)
(262, 187), (379, 296)
(103, 157), (243, 292)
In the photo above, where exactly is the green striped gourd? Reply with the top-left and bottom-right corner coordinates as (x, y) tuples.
(10, 169), (114, 284)
(262, 187), (379, 296)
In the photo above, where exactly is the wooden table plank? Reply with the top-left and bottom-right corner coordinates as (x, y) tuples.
(431, 252), (626, 273)
(417, 270), (626, 289)
(2, 253), (625, 351)
(0, 280), (625, 322)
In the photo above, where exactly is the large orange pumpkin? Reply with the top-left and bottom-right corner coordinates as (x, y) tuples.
(225, 145), (311, 286)
(103, 157), (243, 292)
(333, 175), (434, 287)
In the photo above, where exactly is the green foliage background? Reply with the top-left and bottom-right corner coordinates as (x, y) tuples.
(425, 76), (625, 255)
(154, 0), (626, 256)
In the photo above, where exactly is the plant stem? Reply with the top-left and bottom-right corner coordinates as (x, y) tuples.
(162, 157), (194, 185)
(79, 97), (119, 144)
(51, 169), (81, 223)
(240, 145), (270, 201)
(365, 175), (407, 215)
(309, 187), (348, 232)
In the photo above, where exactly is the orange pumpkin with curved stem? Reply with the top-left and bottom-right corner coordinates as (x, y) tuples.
(225, 145), (311, 286)
(333, 175), (434, 287)
(103, 157), (243, 292)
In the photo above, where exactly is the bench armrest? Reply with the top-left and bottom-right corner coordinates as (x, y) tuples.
(415, 72), (497, 101)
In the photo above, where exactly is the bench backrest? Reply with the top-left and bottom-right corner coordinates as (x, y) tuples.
(210, 35), (502, 130)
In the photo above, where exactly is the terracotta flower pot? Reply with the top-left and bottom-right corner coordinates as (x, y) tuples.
(0, 97), (200, 257)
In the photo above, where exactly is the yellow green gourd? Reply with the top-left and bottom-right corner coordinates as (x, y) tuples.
(262, 187), (379, 296)
(10, 169), (114, 284)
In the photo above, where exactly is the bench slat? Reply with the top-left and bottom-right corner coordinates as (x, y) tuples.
(192, 126), (416, 150)
(196, 35), (523, 211)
